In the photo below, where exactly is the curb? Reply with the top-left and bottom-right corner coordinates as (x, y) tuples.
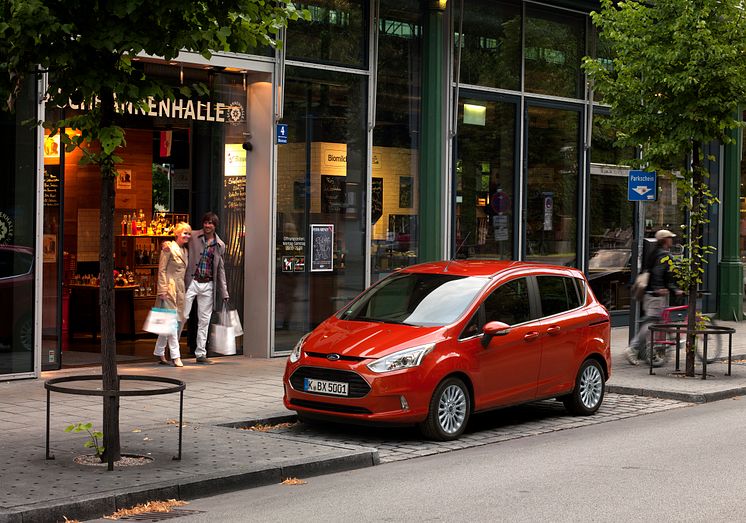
(608, 384), (746, 403)
(0, 415), (378, 523)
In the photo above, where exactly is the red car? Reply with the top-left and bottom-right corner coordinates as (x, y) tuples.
(283, 261), (611, 440)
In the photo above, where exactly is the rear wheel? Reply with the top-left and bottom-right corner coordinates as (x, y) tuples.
(419, 377), (471, 441)
(562, 359), (605, 416)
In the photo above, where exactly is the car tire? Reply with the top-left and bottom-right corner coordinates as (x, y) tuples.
(419, 377), (471, 441)
(562, 359), (605, 416)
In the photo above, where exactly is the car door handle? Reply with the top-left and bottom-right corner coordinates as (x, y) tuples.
(546, 326), (561, 336)
(524, 331), (540, 341)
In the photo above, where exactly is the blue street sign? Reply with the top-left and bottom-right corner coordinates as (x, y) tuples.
(627, 170), (657, 201)
(276, 124), (288, 144)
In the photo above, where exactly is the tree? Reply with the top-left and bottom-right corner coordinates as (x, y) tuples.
(0, 0), (307, 462)
(584, 0), (746, 376)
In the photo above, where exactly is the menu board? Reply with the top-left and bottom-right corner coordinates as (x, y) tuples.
(224, 176), (246, 212)
(44, 166), (61, 206)
(310, 224), (334, 272)
(321, 175), (346, 214)
(371, 177), (383, 224)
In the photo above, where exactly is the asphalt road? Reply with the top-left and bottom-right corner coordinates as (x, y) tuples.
(90, 398), (746, 522)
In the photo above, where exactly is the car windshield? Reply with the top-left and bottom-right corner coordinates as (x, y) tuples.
(339, 272), (488, 326)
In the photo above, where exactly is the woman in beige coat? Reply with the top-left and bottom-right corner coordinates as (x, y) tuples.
(154, 222), (191, 367)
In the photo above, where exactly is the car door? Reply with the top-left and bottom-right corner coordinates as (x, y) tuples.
(535, 275), (588, 398)
(475, 277), (543, 409)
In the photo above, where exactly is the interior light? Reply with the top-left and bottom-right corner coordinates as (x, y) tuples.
(463, 104), (486, 126)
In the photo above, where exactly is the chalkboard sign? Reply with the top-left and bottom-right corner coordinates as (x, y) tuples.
(44, 166), (61, 207)
(321, 175), (346, 214)
(372, 177), (383, 224)
(310, 224), (334, 272)
(224, 176), (246, 212)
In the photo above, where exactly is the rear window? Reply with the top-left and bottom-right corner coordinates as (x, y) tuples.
(537, 276), (580, 317)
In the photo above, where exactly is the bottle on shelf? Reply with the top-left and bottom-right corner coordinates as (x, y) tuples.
(121, 214), (128, 235)
(130, 213), (138, 235)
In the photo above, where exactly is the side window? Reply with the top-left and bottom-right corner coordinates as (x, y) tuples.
(484, 278), (531, 326)
(537, 276), (579, 317)
(460, 310), (481, 339)
(568, 278), (582, 309)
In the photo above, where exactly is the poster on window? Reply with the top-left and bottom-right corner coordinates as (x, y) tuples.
(310, 224), (334, 272)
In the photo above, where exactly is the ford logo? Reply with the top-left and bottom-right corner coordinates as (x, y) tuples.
(327, 353), (341, 361)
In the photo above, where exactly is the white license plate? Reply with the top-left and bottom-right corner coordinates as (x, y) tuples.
(304, 378), (348, 396)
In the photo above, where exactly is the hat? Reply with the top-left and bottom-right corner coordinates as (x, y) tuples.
(655, 229), (676, 240)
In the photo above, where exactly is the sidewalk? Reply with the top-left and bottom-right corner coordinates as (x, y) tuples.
(1, 320), (745, 522)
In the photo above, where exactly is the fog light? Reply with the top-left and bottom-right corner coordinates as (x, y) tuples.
(400, 395), (409, 410)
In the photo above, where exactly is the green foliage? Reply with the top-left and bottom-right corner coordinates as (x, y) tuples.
(65, 422), (105, 460)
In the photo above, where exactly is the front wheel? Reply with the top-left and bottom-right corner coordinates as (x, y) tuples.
(419, 377), (471, 441)
(562, 359), (605, 416)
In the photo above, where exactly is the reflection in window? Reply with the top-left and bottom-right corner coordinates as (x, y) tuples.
(524, 7), (585, 98)
(537, 276), (576, 316)
(455, 0), (522, 90)
(287, 0), (367, 68)
(526, 106), (579, 267)
(274, 66), (367, 352)
(484, 278), (530, 325)
(455, 98), (516, 260)
(588, 114), (634, 311)
(371, 0), (422, 281)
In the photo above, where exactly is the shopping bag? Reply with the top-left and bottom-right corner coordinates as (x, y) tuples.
(220, 303), (243, 337)
(210, 324), (236, 355)
(631, 271), (649, 301)
(143, 307), (178, 336)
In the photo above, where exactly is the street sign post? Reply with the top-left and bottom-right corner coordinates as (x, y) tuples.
(627, 170), (657, 201)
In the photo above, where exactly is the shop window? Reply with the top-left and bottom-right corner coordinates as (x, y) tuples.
(588, 114), (634, 311)
(371, 0), (422, 280)
(455, 0), (522, 91)
(524, 7), (586, 99)
(287, 0), (367, 68)
(274, 66), (367, 353)
(455, 97), (517, 260)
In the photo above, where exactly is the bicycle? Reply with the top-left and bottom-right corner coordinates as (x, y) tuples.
(640, 292), (722, 366)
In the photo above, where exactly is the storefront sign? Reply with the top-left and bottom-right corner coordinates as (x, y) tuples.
(282, 256), (305, 272)
(0, 211), (14, 244)
(372, 177), (383, 224)
(310, 224), (334, 272)
(321, 175), (346, 214)
(628, 170), (657, 201)
(44, 166), (61, 206)
(277, 124), (288, 144)
(493, 215), (509, 242)
(68, 97), (245, 124)
(224, 177), (246, 211)
(224, 144), (246, 177)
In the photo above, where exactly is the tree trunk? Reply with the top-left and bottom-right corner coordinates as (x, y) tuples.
(100, 87), (120, 462)
(685, 146), (703, 377)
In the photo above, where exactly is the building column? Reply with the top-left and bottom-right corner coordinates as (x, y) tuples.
(418, 0), (447, 262)
(717, 117), (744, 321)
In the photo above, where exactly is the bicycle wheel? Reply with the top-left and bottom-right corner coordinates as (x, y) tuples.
(640, 329), (671, 368)
(695, 316), (723, 363)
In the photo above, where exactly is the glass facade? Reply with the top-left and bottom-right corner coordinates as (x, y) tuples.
(274, 66), (367, 352)
(0, 78), (37, 376)
(371, 0), (422, 279)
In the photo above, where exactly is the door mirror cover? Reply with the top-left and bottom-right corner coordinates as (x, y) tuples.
(483, 321), (511, 337)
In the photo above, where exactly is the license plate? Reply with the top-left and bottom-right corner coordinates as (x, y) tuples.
(304, 378), (349, 396)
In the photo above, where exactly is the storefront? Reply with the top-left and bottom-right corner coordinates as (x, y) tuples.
(2, 0), (738, 380)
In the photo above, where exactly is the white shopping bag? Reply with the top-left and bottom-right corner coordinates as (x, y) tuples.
(142, 307), (178, 336)
(210, 324), (236, 355)
(220, 303), (243, 337)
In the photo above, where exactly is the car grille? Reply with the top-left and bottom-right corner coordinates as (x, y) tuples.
(289, 366), (371, 398)
(290, 399), (372, 414)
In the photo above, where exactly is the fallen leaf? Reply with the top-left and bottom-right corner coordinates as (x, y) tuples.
(63, 517), (80, 523)
(104, 499), (188, 520)
(143, 437), (150, 441)
(282, 477), (307, 486)
(132, 428), (142, 433)
(242, 422), (296, 432)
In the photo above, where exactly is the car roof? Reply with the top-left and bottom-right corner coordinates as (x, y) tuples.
(400, 260), (583, 279)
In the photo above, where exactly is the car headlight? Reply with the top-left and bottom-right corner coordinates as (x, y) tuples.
(289, 334), (308, 363)
(367, 344), (435, 373)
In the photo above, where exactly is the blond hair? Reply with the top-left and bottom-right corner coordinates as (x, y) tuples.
(173, 222), (192, 237)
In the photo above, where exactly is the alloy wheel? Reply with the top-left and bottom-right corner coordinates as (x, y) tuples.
(578, 364), (603, 409)
(437, 384), (467, 434)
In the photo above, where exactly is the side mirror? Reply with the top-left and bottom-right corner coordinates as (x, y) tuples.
(481, 321), (510, 348)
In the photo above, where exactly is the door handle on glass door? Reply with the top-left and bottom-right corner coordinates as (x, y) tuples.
(524, 331), (539, 341)
(547, 326), (561, 335)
